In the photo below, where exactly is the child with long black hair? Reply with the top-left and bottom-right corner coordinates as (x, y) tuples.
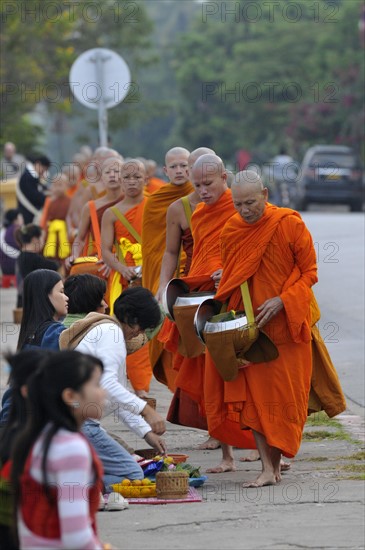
(0, 350), (52, 550)
(10, 351), (108, 549)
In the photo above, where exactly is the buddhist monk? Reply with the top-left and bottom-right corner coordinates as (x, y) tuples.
(155, 147), (221, 450)
(162, 154), (256, 470)
(101, 159), (152, 397)
(66, 148), (122, 230)
(204, 170), (318, 487)
(142, 147), (194, 391)
(40, 173), (71, 264)
(66, 157), (124, 274)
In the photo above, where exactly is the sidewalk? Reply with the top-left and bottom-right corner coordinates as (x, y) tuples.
(1, 288), (364, 550)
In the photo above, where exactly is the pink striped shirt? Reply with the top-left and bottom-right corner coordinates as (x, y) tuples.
(18, 427), (102, 549)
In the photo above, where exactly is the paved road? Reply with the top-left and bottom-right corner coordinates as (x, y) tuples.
(302, 212), (365, 409)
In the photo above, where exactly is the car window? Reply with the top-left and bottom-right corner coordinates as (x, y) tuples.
(309, 154), (357, 168)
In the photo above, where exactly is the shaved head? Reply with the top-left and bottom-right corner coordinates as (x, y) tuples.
(93, 147), (121, 160)
(191, 154), (227, 205)
(231, 170), (264, 192)
(188, 147), (216, 169)
(122, 158), (146, 176)
(191, 154), (225, 177)
(231, 170), (268, 224)
(165, 147), (190, 164)
(164, 147), (190, 185)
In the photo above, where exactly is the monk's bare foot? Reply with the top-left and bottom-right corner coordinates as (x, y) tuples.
(239, 450), (260, 462)
(280, 460), (291, 472)
(243, 472), (277, 488)
(135, 390), (149, 398)
(206, 459), (236, 474)
(198, 437), (221, 450)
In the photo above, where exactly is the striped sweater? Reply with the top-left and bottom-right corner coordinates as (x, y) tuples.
(18, 427), (103, 549)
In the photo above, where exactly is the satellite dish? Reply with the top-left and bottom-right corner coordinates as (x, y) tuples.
(69, 48), (131, 145)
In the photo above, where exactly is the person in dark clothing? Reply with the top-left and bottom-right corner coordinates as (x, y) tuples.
(17, 269), (68, 351)
(0, 209), (23, 287)
(16, 155), (50, 224)
(15, 224), (59, 307)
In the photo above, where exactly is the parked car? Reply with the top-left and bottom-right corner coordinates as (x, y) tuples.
(296, 145), (364, 212)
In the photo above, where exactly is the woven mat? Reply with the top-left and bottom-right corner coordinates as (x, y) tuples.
(127, 487), (202, 505)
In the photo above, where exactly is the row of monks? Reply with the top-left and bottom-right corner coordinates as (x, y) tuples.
(43, 144), (346, 487)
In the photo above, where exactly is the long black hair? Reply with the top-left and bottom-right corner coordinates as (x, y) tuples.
(17, 269), (62, 350)
(0, 350), (52, 464)
(11, 351), (104, 518)
(64, 274), (107, 314)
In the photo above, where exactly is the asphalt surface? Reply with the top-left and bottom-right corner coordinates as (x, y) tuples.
(0, 287), (364, 550)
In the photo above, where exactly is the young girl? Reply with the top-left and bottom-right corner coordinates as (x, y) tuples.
(17, 269), (68, 351)
(10, 351), (108, 549)
(0, 350), (52, 550)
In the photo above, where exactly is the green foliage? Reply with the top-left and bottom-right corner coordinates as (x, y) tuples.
(0, 0), (154, 151)
(173, 0), (364, 162)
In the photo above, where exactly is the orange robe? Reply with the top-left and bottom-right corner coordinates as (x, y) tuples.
(162, 190), (255, 448)
(205, 204), (318, 457)
(142, 181), (194, 391)
(144, 177), (165, 197)
(107, 199), (152, 392)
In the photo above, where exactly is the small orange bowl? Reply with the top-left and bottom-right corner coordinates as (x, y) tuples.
(168, 453), (189, 464)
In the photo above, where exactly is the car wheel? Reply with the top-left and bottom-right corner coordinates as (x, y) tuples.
(349, 201), (363, 212)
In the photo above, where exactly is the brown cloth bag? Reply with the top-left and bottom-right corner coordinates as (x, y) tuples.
(173, 303), (205, 357)
(204, 282), (278, 382)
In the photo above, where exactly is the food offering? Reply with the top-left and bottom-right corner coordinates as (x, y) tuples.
(111, 478), (156, 498)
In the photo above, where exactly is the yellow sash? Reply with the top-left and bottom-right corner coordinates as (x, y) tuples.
(109, 237), (143, 314)
(44, 220), (70, 259)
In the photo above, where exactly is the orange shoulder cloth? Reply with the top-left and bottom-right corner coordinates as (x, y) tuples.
(216, 204), (302, 302)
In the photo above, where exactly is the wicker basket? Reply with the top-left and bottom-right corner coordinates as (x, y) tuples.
(156, 471), (189, 499)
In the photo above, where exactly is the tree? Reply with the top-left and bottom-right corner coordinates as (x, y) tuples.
(0, 0), (154, 154)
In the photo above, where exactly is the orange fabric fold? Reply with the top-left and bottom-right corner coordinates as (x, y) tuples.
(107, 199), (152, 392)
(205, 204), (318, 457)
(142, 181), (194, 295)
(170, 191), (237, 416)
(142, 181), (193, 392)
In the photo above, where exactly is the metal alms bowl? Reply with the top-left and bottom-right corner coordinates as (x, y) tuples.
(194, 298), (223, 344)
(162, 278), (190, 320)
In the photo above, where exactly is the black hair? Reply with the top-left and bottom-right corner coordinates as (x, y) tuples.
(3, 209), (20, 228)
(11, 351), (104, 533)
(15, 223), (42, 246)
(113, 286), (161, 330)
(0, 350), (53, 464)
(27, 155), (51, 168)
(64, 274), (107, 314)
(17, 269), (62, 350)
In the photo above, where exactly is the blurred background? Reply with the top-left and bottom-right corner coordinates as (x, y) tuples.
(1, 0), (364, 163)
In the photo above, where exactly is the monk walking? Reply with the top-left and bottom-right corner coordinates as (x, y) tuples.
(163, 155), (257, 472)
(205, 170), (318, 487)
(155, 147), (221, 451)
(142, 147), (194, 391)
